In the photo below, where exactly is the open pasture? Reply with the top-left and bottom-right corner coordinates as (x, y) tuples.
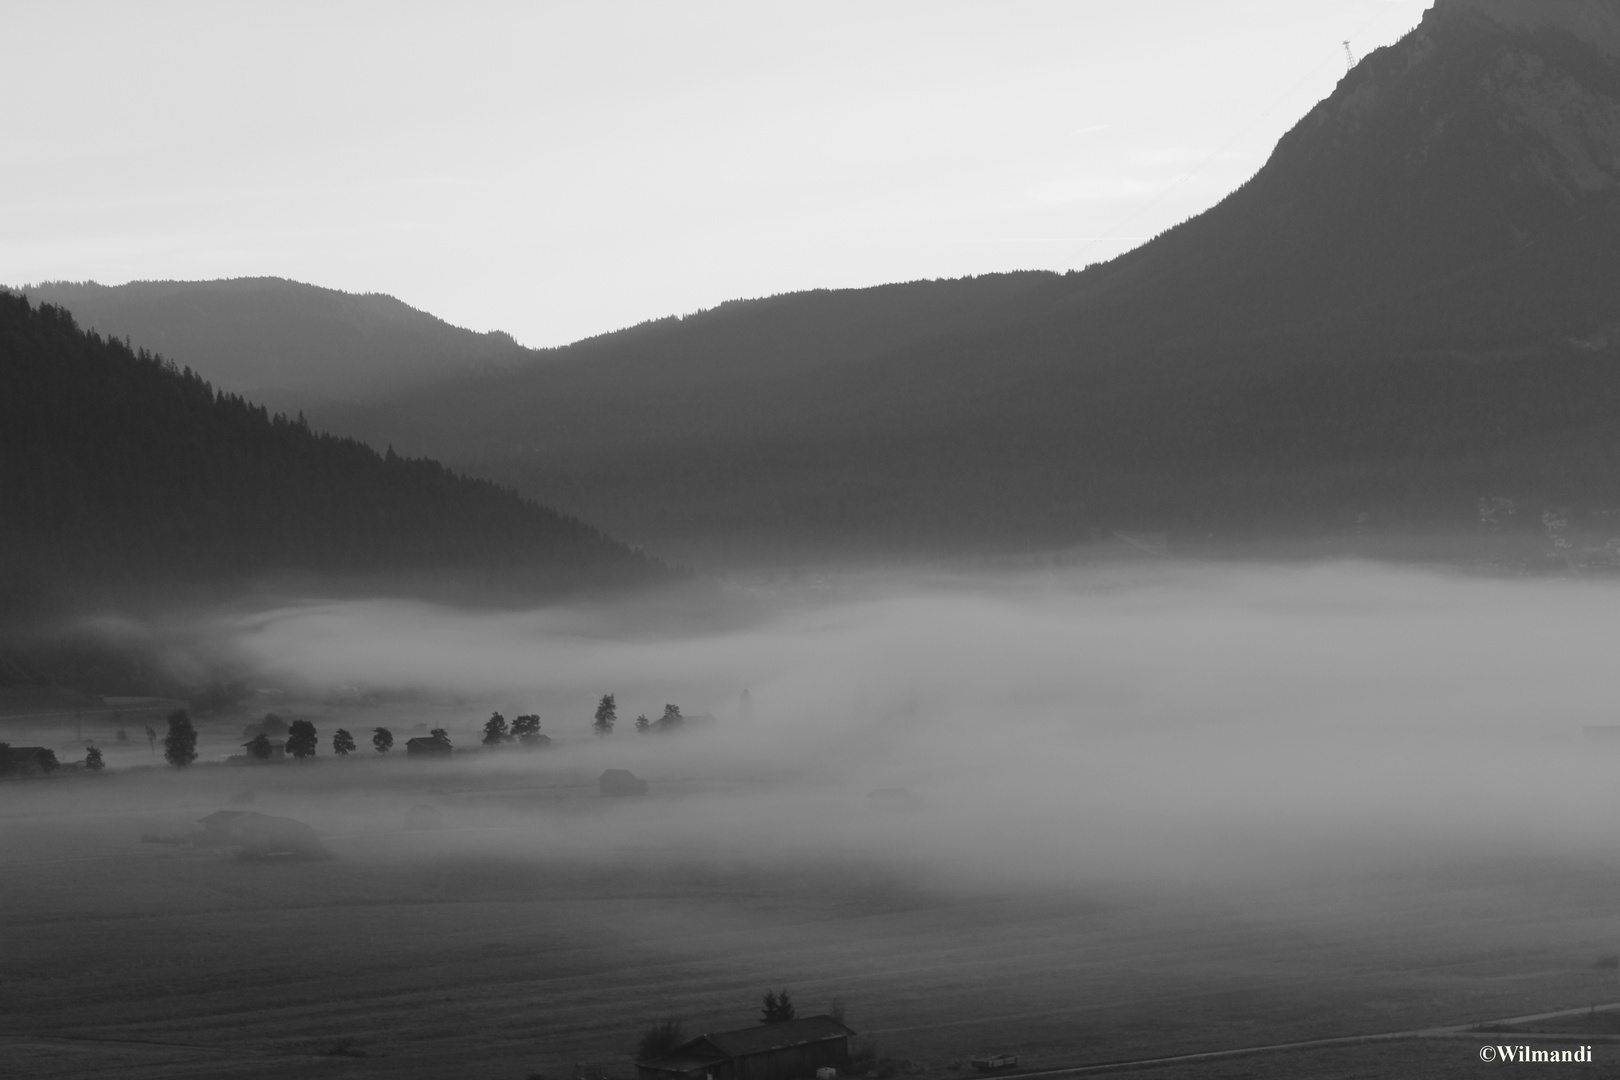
(5, 748), (1620, 1080)
(12, 563), (1620, 1078)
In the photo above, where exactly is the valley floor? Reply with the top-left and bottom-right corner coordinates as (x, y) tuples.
(3, 757), (1618, 1079)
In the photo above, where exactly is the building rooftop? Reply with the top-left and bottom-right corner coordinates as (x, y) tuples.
(667, 1016), (856, 1062)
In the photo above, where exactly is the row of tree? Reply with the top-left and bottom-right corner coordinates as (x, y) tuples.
(480, 712), (545, 746)
(144, 700), (694, 770)
(592, 694), (686, 736)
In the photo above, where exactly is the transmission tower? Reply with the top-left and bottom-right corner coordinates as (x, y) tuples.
(1344, 41), (1355, 69)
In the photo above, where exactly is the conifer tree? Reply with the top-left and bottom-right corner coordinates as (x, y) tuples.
(759, 990), (795, 1024)
(482, 712), (510, 746)
(163, 710), (198, 767)
(594, 694), (617, 736)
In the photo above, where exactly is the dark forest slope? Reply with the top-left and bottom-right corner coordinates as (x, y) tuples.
(12, 278), (538, 411)
(0, 294), (663, 608)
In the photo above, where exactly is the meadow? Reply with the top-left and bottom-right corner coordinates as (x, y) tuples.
(6, 561), (1620, 1078)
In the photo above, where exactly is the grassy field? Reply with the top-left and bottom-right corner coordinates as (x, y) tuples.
(5, 728), (1620, 1080)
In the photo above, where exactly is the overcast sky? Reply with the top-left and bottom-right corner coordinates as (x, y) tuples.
(2, 1), (1429, 347)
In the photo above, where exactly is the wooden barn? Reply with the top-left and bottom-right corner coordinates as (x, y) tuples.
(405, 736), (453, 757)
(239, 737), (286, 762)
(637, 1016), (855, 1080)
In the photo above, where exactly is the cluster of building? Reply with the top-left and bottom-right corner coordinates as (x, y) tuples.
(638, 1016), (855, 1080)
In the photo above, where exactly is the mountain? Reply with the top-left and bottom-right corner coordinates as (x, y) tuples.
(9, 277), (539, 412)
(314, 0), (1620, 560)
(0, 292), (664, 611)
(49, 0), (1620, 562)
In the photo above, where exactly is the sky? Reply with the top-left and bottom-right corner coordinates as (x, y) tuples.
(2, 1), (1430, 348)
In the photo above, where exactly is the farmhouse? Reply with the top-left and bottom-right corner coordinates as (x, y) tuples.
(638, 1016), (855, 1080)
(239, 737), (287, 762)
(406, 736), (453, 757)
(599, 768), (647, 796)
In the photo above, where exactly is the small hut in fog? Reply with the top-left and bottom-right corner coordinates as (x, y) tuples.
(599, 769), (647, 796)
(405, 736), (453, 758)
(239, 737), (286, 762)
(637, 1016), (855, 1080)
(196, 810), (328, 859)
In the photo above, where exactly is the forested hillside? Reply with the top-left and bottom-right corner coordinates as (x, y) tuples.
(13, 278), (538, 411)
(0, 293), (663, 608)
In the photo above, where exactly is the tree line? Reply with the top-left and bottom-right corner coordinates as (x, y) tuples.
(142, 693), (697, 770)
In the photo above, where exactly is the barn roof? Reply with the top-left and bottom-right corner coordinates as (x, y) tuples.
(637, 1053), (726, 1075)
(671, 1015), (855, 1061)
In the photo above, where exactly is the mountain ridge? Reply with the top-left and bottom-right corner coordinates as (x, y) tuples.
(9, 277), (544, 413)
(325, 0), (1620, 559)
(30, 0), (1620, 563)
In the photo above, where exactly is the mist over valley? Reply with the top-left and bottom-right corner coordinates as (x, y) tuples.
(11, 562), (1620, 1077)
(8, 1), (1620, 1077)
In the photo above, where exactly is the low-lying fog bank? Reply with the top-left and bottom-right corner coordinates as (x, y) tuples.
(20, 560), (1620, 892)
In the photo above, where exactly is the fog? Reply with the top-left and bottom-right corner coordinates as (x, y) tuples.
(155, 560), (1620, 892)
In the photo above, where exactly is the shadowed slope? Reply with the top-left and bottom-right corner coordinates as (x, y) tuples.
(0, 293), (664, 608)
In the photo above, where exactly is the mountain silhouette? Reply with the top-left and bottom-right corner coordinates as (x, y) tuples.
(46, 0), (1620, 561)
(10, 277), (539, 413)
(0, 293), (664, 611)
